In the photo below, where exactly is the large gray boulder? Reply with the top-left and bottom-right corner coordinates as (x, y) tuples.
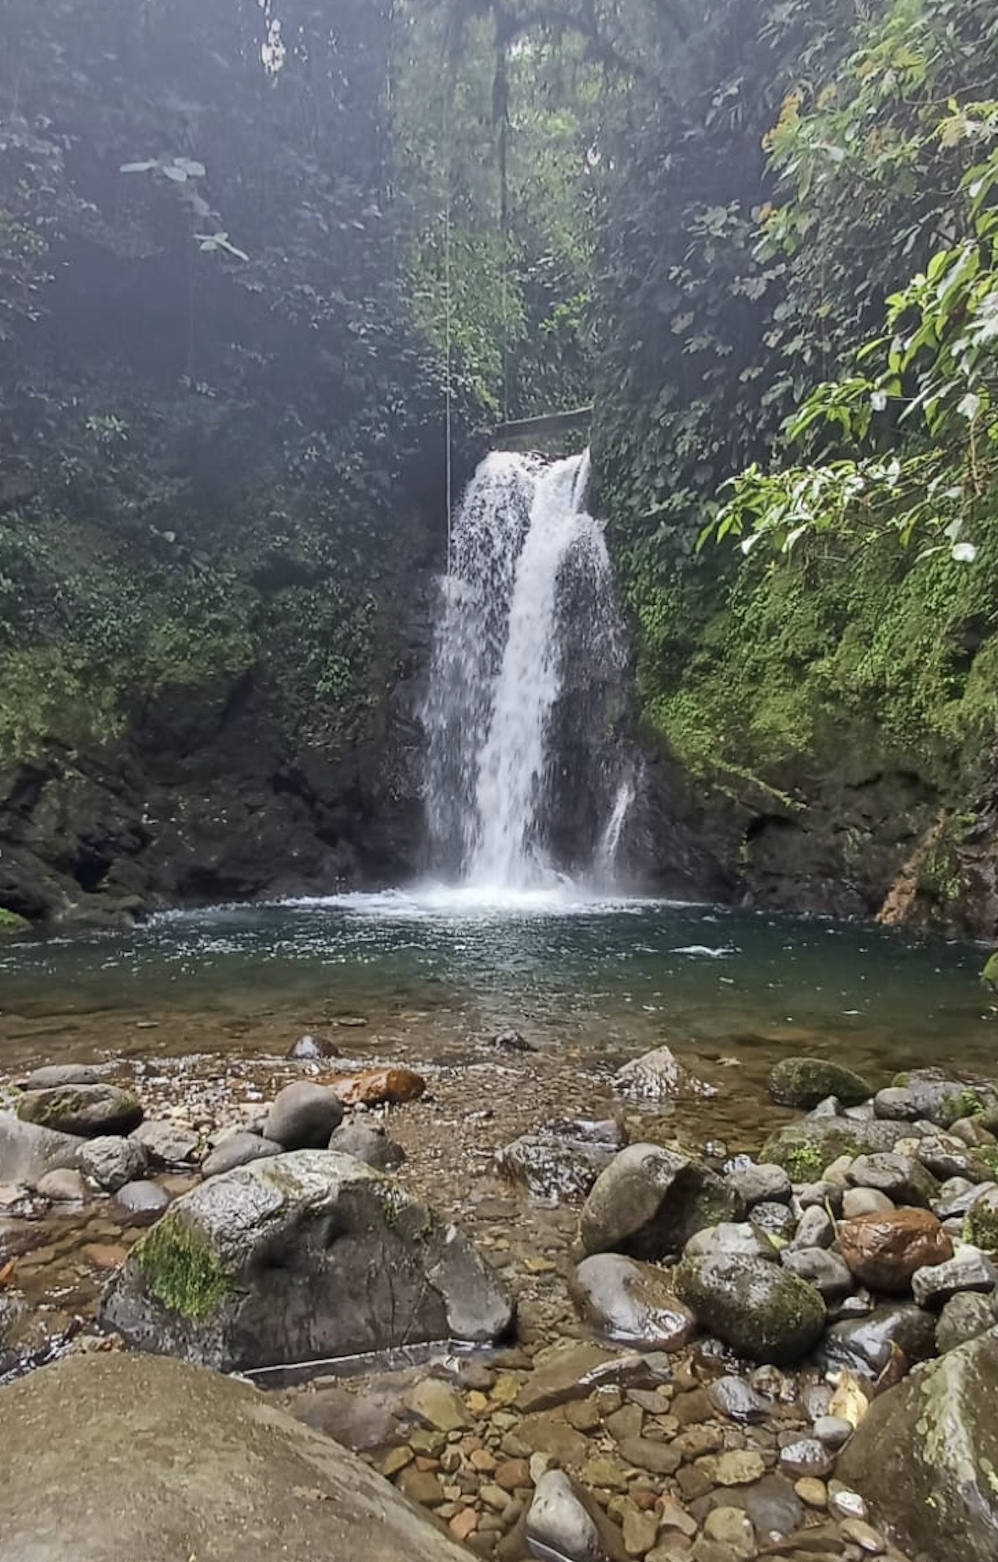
(100, 1149), (512, 1371)
(837, 1327), (998, 1562)
(580, 1144), (744, 1260)
(0, 1112), (83, 1187)
(0, 1352), (479, 1562)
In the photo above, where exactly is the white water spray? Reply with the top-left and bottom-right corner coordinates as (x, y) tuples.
(422, 449), (631, 889)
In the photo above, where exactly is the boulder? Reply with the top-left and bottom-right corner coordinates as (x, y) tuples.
(0, 1113), (83, 1187)
(15, 1084), (142, 1138)
(674, 1252), (826, 1365)
(113, 1180), (171, 1224)
(760, 1117), (926, 1182)
(580, 1144), (744, 1260)
(35, 1167), (88, 1202)
(0, 1352), (480, 1562)
(780, 1247), (853, 1300)
(99, 1150), (512, 1371)
(131, 1119), (200, 1166)
(844, 1152), (938, 1208)
(936, 1291), (998, 1353)
(816, 1304), (937, 1377)
(328, 1121), (405, 1171)
(569, 1253), (696, 1350)
(263, 1082), (344, 1150)
(78, 1135), (149, 1193)
(836, 1328), (998, 1562)
(911, 1248), (996, 1308)
(327, 1069), (426, 1108)
(202, 1132), (284, 1178)
(496, 1118), (625, 1203)
(725, 1163), (792, 1207)
(768, 1057), (872, 1110)
(838, 1208), (953, 1292)
(612, 1046), (716, 1100)
(965, 1185), (998, 1249)
(21, 1065), (101, 1090)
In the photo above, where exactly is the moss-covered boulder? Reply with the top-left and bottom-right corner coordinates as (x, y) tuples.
(0, 1352), (479, 1562)
(768, 1056), (873, 1109)
(16, 1084), (142, 1138)
(674, 1252), (826, 1365)
(965, 1186), (998, 1251)
(982, 951), (998, 992)
(837, 1328), (998, 1562)
(760, 1116), (925, 1182)
(579, 1144), (744, 1261)
(0, 907), (30, 937)
(99, 1149), (513, 1371)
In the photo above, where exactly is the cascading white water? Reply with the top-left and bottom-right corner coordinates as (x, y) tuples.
(421, 448), (631, 890)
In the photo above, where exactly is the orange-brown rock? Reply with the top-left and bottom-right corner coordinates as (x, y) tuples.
(328, 1068), (427, 1108)
(838, 1208), (953, 1293)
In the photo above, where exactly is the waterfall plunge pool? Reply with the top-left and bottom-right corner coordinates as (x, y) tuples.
(1, 891), (994, 1085)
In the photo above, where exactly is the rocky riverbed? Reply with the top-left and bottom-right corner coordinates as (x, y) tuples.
(3, 1018), (998, 1562)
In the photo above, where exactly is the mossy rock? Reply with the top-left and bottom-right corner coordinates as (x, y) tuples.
(982, 951), (998, 992)
(760, 1117), (916, 1182)
(674, 1251), (826, 1365)
(964, 1187), (998, 1251)
(135, 1213), (232, 1320)
(0, 908), (30, 937)
(768, 1056), (873, 1109)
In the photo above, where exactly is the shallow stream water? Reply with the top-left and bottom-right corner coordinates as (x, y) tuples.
(1, 888), (994, 1082)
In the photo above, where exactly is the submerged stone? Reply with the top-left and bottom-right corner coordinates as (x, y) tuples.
(768, 1057), (872, 1110)
(612, 1045), (716, 1100)
(99, 1149), (512, 1371)
(496, 1117), (623, 1203)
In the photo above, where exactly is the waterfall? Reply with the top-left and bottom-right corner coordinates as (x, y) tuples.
(421, 449), (631, 890)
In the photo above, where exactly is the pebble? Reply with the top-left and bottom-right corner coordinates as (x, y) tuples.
(704, 1451), (766, 1486)
(702, 1505), (756, 1560)
(840, 1517), (887, 1554)
(707, 1376), (771, 1424)
(622, 1506), (660, 1556)
(778, 1438), (833, 1479)
(812, 1415), (852, 1449)
(794, 1477), (828, 1508)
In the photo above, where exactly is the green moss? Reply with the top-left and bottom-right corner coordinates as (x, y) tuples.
(135, 1213), (232, 1319)
(973, 1144), (998, 1179)
(892, 1072), (911, 1088)
(939, 1087), (987, 1128)
(0, 908), (30, 936)
(983, 953), (998, 992)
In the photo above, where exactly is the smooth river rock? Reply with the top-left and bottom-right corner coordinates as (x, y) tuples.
(570, 1252), (696, 1350)
(16, 1083), (142, 1138)
(838, 1207), (953, 1292)
(580, 1143), (744, 1260)
(837, 1327), (998, 1562)
(768, 1057), (873, 1110)
(263, 1082), (344, 1150)
(100, 1149), (512, 1371)
(674, 1252), (826, 1365)
(0, 1113), (83, 1187)
(0, 1352), (480, 1562)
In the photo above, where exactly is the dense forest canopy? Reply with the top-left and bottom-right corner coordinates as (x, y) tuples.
(1, 0), (998, 926)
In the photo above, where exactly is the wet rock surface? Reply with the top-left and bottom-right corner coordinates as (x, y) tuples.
(0, 1351), (479, 1562)
(100, 1150), (514, 1370)
(2, 1017), (990, 1562)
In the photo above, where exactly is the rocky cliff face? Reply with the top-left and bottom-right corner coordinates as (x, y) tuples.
(0, 537), (438, 926)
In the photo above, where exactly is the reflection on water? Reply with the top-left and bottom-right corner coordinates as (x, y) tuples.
(0, 888), (995, 1076)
